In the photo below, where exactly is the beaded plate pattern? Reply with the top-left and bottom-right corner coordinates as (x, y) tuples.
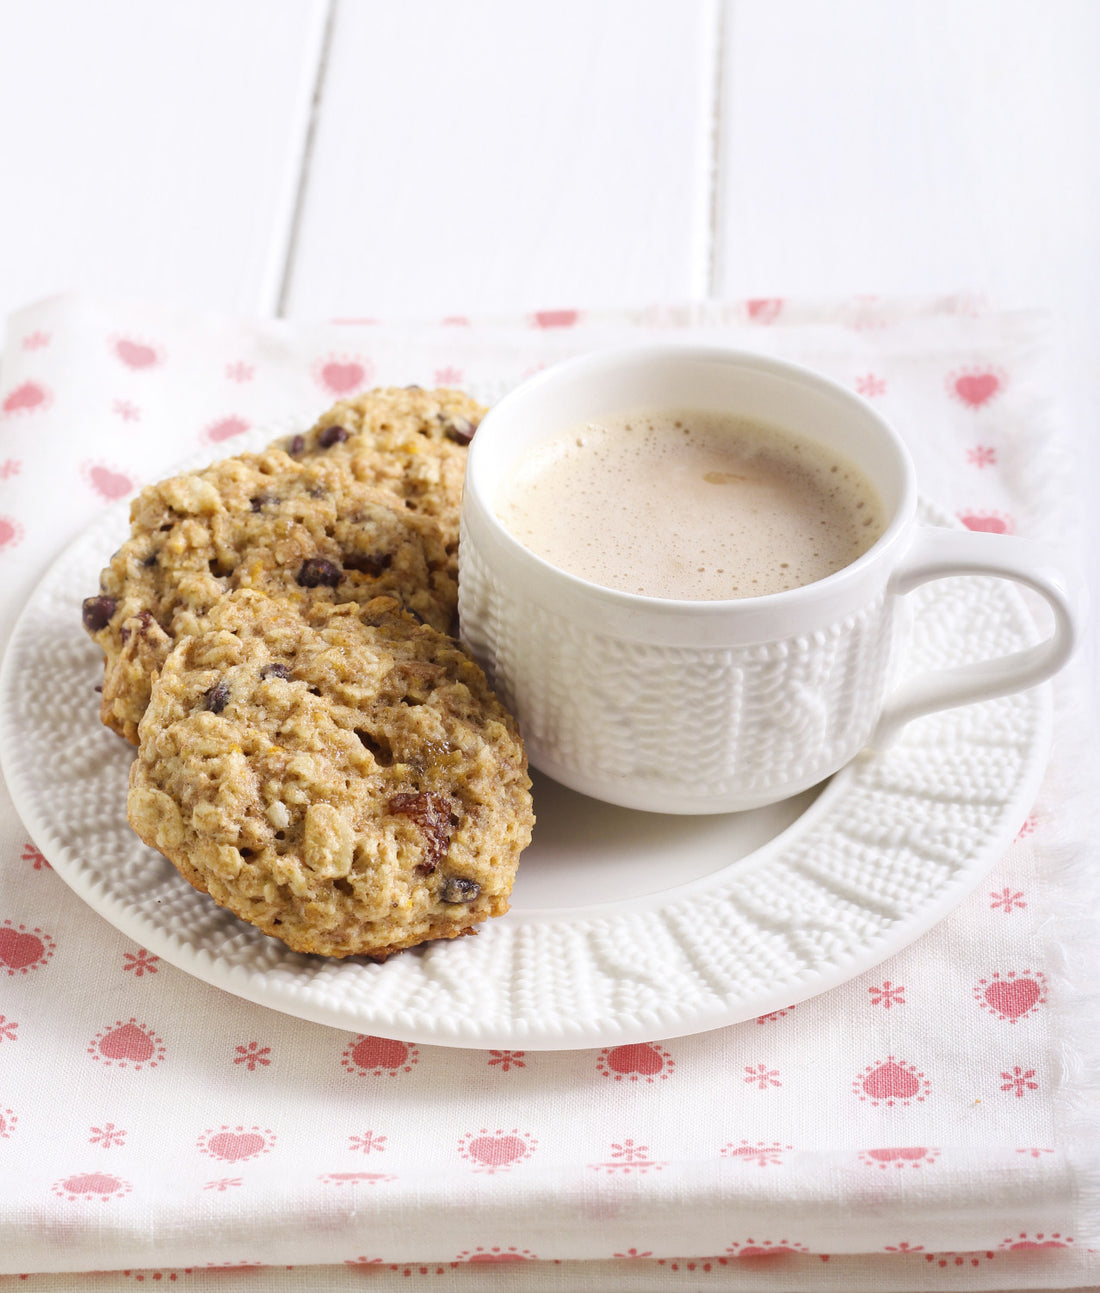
(0, 490), (1049, 1048)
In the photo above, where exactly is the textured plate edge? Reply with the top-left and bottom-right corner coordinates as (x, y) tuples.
(0, 489), (1053, 1049)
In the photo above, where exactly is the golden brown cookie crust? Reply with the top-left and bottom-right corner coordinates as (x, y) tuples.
(82, 448), (457, 743)
(276, 386), (485, 558)
(127, 590), (533, 959)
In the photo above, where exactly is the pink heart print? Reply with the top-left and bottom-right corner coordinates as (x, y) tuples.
(727, 1239), (811, 1260)
(596, 1041), (674, 1082)
(52, 1172), (132, 1201)
(89, 1018), (165, 1070)
(746, 298), (783, 323)
(317, 1172), (397, 1187)
(0, 928), (46, 971)
(853, 1056), (930, 1106)
(466, 1134), (528, 1168)
(864, 1061), (920, 1100)
(205, 1131), (267, 1162)
(2, 381), (49, 413)
(64, 1172), (123, 1194)
(353, 1036), (407, 1067)
(197, 1125), (275, 1162)
(959, 510), (1011, 534)
(458, 1127), (537, 1173)
(88, 465), (133, 501)
(98, 1021), (156, 1062)
(986, 978), (1040, 1018)
(606, 1043), (663, 1075)
(341, 1034), (419, 1076)
(951, 370), (1002, 408)
(320, 360), (366, 395)
(114, 338), (159, 369)
(461, 1249), (535, 1264)
(976, 971), (1046, 1022)
(860, 1145), (942, 1170)
(532, 309), (579, 329)
(205, 415), (250, 443)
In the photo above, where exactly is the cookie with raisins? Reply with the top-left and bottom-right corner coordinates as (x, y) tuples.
(127, 590), (533, 959)
(82, 447), (457, 743)
(273, 386), (485, 563)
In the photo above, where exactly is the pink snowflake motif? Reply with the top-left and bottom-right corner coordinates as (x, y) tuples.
(0, 459), (21, 480)
(89, 1122), (127, 1148)
(885, 1242), (925, 1253)
(1015, 815), (1037, 839)
(744, 1064), (782, 1090)
(204, 1178), (243, 1191)
(614, 1248), (654, 1259)
(868, 980), (906, 1009)
(434, 365), (464, 387)
(487, 1050), (526, 1073)
(348, 1131), (387, 1154)
(966, 445), (997, 468)
(21, 330), (51, 350)
(854, 374), (887, 398)
(21, 841), (49, 869)
(1016, 1147), (1054, 1157)
(111, 398), (140, 423)
(589, 1138), (668, 1175)
(0, 1017), (18, 1042)
(233, 1041), (272, 1072)
(990, 887), (1026, 914)
(1001, 1066), (1039, 1098)
(122, 949), (159, 976)
(225, 361), (255, 383)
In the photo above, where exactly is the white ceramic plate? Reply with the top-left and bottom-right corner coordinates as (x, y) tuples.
(0, 491), (1049, 1049)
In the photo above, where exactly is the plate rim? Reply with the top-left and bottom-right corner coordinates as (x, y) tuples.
(0, 474), (1051, 1049)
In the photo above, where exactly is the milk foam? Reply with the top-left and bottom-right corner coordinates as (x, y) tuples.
(495, 409), (887, 600)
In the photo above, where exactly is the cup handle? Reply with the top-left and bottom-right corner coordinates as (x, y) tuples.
(869, 526), (1082, 749)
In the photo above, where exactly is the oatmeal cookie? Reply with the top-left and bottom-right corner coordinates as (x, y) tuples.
(82, 447), (457, 743)
(127, 590), (533, 959)
(274, 386), (486, 559)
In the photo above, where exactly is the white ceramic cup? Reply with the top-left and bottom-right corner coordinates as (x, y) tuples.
(458, 346), (1080, 814)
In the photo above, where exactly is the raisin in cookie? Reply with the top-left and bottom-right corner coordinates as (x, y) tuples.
(82, 447), (457, 744)
(275, 386), (485, 560)
(127, 590), (533, 959)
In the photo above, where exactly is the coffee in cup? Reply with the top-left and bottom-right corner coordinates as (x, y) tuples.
(495, 408), (887, 600)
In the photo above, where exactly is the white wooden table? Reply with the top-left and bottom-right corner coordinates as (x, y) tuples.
(2, 0), (1097, 670)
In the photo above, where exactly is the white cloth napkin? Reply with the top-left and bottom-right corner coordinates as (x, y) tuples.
(0, 293), (1096, 1290)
